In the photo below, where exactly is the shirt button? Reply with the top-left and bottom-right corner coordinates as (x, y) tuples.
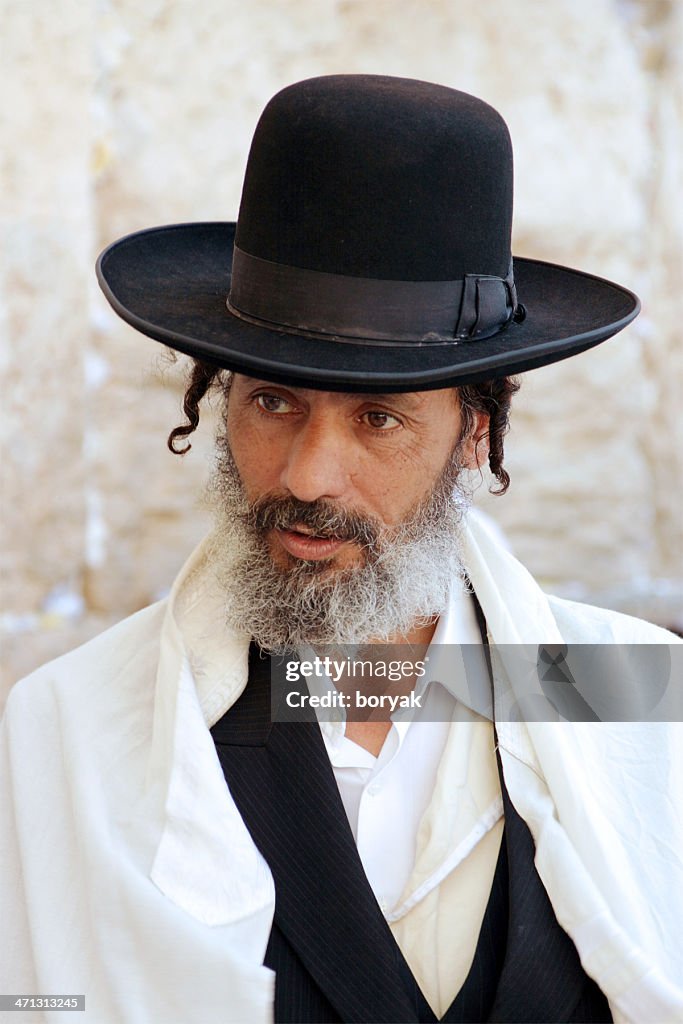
(379, 898), (389, 913)
(367, 783), (381, 796)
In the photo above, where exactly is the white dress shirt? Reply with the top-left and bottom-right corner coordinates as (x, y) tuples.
(322, 586), (496, 864)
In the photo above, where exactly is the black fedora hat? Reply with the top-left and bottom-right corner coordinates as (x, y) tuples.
(96, 75), (639, 392)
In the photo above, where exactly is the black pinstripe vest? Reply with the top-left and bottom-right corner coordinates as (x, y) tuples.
(211, 643), (612, 1023)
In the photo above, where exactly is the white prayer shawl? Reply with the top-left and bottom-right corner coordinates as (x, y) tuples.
(2, 513), (682, 1023)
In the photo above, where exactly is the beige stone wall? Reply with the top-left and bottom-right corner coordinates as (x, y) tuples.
(2, 0), (681, 702)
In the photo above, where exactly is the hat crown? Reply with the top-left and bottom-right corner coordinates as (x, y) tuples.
(235, 75), (513, 282)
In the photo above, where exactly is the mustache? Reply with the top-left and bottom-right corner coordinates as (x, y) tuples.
(242, 495), (381, 549)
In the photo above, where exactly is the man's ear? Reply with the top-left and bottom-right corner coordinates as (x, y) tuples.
(461, 411), (490, 470)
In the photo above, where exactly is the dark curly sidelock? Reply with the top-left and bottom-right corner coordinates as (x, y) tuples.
(167, 359), (520, 496)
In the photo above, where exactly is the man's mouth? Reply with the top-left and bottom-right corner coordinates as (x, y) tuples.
(273, 525), (349, 561)
(247, 495), (381, 557)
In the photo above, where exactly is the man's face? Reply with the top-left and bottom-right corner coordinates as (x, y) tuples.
(225, 375), (479, 571)
(206, 374), (487, 650)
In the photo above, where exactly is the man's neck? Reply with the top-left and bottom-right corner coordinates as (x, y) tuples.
(344, 614), (439, 756)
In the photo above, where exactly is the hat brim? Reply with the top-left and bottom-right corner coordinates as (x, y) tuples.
(97, 222), (639, 392)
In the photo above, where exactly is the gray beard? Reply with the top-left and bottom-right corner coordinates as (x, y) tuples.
(206, 433), (471, 651)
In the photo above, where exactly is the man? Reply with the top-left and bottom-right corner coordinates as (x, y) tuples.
(2, 76), (681, 1023)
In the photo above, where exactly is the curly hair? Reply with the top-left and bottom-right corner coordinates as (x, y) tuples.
(168, 359), (520, 494)
(458, 375), (520, 494)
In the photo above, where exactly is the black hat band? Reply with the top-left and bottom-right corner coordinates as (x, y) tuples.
(228, 246), (520, 347)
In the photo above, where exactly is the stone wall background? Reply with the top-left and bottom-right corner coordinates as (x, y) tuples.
(2, 0), (681, 703)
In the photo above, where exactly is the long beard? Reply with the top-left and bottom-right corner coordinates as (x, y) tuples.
(206, 433), (471, 651)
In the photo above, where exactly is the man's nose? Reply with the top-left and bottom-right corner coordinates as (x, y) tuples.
(279, 418), (350, 503)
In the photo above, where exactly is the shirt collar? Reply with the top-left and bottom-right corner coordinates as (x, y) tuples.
(320, 577), (484, 749)
(413, 581), (492, 718)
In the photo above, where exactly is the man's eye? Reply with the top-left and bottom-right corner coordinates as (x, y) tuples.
(256, 393), (292, 414)
(363, 410), (401, 431)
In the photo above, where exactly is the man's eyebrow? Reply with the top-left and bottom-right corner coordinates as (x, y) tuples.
(341, 391), (422, 410)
